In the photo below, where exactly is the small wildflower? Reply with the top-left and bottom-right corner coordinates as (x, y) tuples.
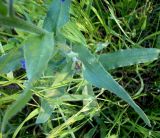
(20, 59), (26, 69)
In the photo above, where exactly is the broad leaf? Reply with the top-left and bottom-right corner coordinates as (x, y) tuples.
(72, 44), (151, 127)
(2, 31), (54, 133)
(24, 33), (54, 81)
(98, 48), (160, 70)
(0, 48), (23, 73)
(43, 0), (71, 33)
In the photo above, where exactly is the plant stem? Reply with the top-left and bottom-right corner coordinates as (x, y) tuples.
(9, 0), (14, 16)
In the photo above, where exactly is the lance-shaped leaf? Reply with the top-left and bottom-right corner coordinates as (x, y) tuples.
(72, 44), (151, 127)
(2, 33), (54, 132)
(13, 108), (39, 138)
(24, 33), (54, 81)
(98, 48), (160, 70)
(1, 84), (33, 132)
(0, 16), (46, 35)
(0, 48), (23, 73)
(43, 0), (71, 33)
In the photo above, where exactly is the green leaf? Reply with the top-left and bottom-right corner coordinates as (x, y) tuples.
(0, 48), (23, 74)
(61, 22), (86, 45)
(0, 16), (46, 34)
(48, 94), (95, 105)
(156, 35), (160, 49)
(13, 108), (39, 138)
(57, 94), (94, 102)
(141, 16), (147, 30)
(1, 84), (33, 132)
(84, 126), (97, 138)
(36, 57), (73, 124)
(98, 48), (160, 70)
(0, 94), (19, 105)
(72, 44), (151, 127)
(43, 0), (71, 33)
(82, 84), (98, 113)
(36, 99), (54, 124)
(2, 33), (54, 132)
(0, 1), (7, 16)
(24, 33), (54, 81)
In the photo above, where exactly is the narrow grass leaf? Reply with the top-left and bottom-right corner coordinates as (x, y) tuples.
(61, 22), (86, 45)
(49, 94), (95, 106)
(13, 108), (39, 138)
(156, 35), (160, 48)
(99, 48), (160, 70)
(43, 0), (71, 33)
(82, 84), (98, 112)
(84, 126), (97, 138)
(108, 6), (129, 38)
(73, 44), (151, 127)
(24, 33), (54, 81)
(0, 94), (19, 105)
(0, 1), (7, 16)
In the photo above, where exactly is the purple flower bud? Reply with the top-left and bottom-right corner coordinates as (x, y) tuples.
(20, 60), (26, 69)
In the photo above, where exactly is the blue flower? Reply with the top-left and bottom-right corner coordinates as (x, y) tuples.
(20, 59), (26, 69)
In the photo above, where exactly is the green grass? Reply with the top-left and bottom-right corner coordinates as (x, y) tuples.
(0, 0), (160, 137)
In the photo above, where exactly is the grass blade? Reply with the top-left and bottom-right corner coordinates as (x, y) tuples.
(0, 1), (7, 16)
(13, 108), (39, 138)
